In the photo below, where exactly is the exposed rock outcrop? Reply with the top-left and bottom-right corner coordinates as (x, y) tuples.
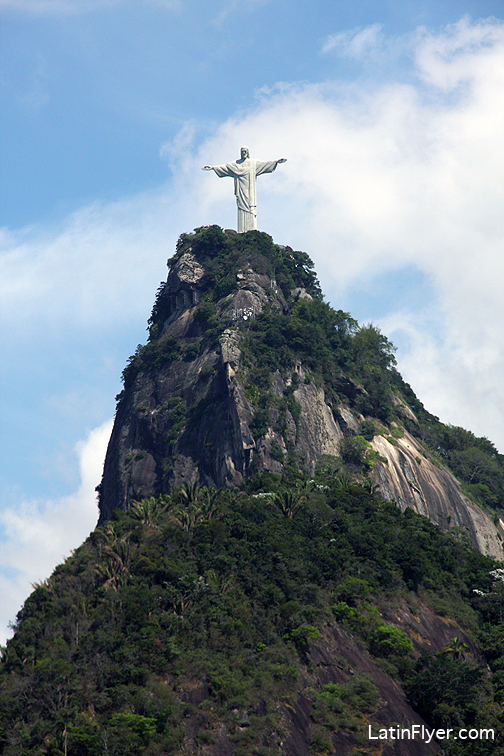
(371, 431), (504, 559)
(97, 231), (504, 561)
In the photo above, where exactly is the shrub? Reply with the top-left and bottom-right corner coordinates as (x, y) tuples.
(193, 300), (218, 328)
(339, 436), (369, 468)
(358, 420), (376, 441)
(184, 342), (200, 360)
(334, 577), (371, 606)
(288, 625), (321, 651)
(198, 364), (214, 379)
(370, 623), (414, 658)
(343, 677), (380, 713)
(332, 601), (358, 623)
(270, 441), (285, 463)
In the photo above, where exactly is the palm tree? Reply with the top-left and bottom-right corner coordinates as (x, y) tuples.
(95, 520), (120, 544)
(442, 636), (471, 661)
(199, 487), (224, 522)
(333, 473), (354, 490)
(205, 569), (236, 595)
(93, 539), (137, 591)
(294, 479), (316, 495)
(170, 503), (202, 532)
(171, 483), (225, 532)
(271, 490), (305, 519)
(360, 477), (379, 495)
(130, 496), (170, 528)
(179, 481), (201, 506)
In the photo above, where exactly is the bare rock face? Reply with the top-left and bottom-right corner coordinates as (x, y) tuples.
(97, 232), (504, 562)
(293, 379), (343, 466)
(98, 251), (341, 521)
(371, 431), (504, 560)
(98, 248), (287, 522)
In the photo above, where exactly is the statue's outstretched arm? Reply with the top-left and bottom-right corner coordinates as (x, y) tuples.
(255, 157), (287, 176)
(203, 163), (237, 178)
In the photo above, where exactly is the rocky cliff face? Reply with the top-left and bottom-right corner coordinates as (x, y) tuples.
(97, 228), (504, 560)
(371, 428), (504, 559)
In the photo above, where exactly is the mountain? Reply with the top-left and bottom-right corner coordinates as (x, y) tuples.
(2, 226), (504, 755)
(98, 226), (504, 560)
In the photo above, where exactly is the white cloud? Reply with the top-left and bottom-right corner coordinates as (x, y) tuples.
(322, 23), (385, 58)
(0, 419), (112, 646)
(3, 16), (501, 446)
(160, 120), (198, 171)
(380, 308), (504, 446)
(415, 16), (504, 89)
(212, 0), (269, 26)
(0, 189), (188, 341)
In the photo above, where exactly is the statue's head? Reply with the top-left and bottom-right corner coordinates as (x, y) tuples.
(240, 146), (250, 160)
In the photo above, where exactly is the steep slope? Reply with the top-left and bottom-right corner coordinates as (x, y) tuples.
(371, 430), (504, 558)
(97, 227), (504, 560)
(2, 479), (503, 755)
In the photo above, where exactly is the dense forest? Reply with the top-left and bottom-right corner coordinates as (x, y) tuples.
(3, 473), (504, 754)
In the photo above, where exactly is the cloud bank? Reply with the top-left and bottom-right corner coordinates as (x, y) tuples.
(322, 23), (385, 58)
(0, 419), (113, 645)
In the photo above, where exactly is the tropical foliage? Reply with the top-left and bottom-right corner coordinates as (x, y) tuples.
(125, 226), (504, 510)
(2, 475), (504, 754)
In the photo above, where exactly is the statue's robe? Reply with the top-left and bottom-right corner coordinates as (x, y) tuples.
(210, 157), (283, 232)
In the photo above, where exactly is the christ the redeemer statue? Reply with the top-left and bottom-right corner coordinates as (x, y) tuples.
(202, 147), (286, 233)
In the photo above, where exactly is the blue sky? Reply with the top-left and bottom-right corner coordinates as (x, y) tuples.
(1, 0), (503, 644)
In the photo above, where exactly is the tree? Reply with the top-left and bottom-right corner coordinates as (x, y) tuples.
(406, 652), (482, 728)
(370, 623), (414, 658)
(270, 490), (305, 518)
(442, 636), (471, 661)
(130, 496), (170, 528)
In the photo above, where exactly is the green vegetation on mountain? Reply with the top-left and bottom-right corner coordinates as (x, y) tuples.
(2, 475), (504, 754)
